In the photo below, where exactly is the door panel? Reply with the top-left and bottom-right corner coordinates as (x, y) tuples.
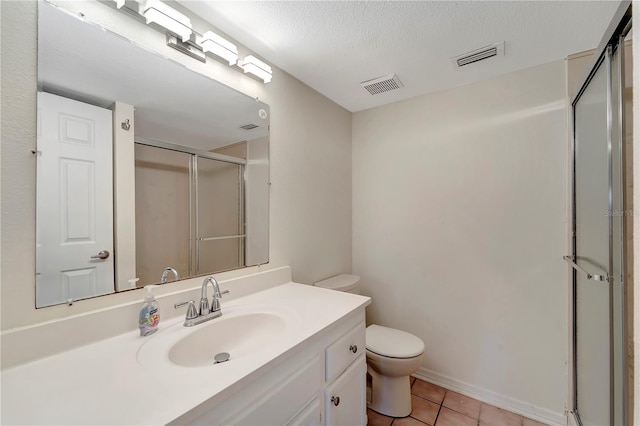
(325, 356), (366, 426)
(36, 92), (114, 307)
(572, 31), (632, 425)
(573, 54), (610, 426)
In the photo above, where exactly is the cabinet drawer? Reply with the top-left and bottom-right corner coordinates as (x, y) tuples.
(325, 322), (366, 382)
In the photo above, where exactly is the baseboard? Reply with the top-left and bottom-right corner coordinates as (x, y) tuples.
(566, 411), (579, 426)
(413, 367), (566, 426)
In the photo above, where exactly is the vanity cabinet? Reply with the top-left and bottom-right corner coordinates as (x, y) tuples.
(180, 313), (366, 426)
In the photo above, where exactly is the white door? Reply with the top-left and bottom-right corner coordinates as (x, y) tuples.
(36, 92), (114, 307)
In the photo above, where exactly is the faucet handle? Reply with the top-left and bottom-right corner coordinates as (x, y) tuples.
(212, 289), (229, 302)
(210, 290), (229, 312)
(174, 300), (198, 320)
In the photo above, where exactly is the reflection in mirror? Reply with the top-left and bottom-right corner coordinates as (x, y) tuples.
(36, 1), (269, 308)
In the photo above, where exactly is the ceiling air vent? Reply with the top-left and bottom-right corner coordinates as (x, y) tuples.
(451, 41), (505, 68)
(360, 74), (403, 95)
(239, 123), (259, 131)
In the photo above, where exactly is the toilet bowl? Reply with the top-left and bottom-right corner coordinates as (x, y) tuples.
(314, 274), (425, 418)
(366, 324), (424, 417)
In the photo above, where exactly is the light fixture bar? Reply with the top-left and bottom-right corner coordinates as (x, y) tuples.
(241, 55), (273, 83)
(166, 33), (205, 63)
(143, 0), (192, 42)
(199, 31), (238, 65)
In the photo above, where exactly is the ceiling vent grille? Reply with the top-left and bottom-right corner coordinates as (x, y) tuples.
(239, 123), (259, 131)
(451, 41), (505, 68)
(360, 74), (404, 95)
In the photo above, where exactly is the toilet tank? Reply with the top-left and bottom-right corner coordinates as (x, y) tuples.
(313, 274), (360, 294)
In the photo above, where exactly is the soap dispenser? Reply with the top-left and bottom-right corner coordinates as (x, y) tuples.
(139, 285), (160, 336)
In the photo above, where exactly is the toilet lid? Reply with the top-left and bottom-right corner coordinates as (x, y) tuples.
(366, 324), (424, 358)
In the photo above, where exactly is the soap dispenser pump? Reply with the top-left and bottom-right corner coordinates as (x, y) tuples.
(139, 285), (160, 336)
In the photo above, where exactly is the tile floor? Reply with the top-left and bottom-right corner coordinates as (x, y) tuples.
(367, 377), (548, 426)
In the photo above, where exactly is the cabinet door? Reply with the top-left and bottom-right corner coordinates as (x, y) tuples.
(325, 355), (366, 426)
(221, 355), (322, 425)
(289, 398), (321, 426)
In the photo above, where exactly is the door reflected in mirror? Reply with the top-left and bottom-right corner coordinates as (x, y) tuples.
(35, 1), (269, 308)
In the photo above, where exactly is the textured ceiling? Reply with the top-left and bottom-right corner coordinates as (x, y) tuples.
(180, 1), (621, 112)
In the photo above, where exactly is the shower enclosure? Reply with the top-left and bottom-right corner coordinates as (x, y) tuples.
(566, 2), (632, 425)
(134, 141), (246, 287)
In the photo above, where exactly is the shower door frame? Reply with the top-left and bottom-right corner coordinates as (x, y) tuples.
(135, 137), (248, 277)
(568, 2), (632, 426)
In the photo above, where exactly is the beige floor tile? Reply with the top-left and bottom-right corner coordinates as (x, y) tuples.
(522, 418), (548, 426)
(479, 403), (521, 426)
(412, 379), (447, 405)
(435, 407), (477, 426)
(367, 408), (394, 426)
(410, 394), (440, 425)
(442, 391), (481, 419)
(393, 417), (429, 426)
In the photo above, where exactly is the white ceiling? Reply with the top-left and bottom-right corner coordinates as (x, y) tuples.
(180, 1), (621, 112)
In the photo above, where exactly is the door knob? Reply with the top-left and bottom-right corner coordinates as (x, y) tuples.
(91, 250), (110, 260)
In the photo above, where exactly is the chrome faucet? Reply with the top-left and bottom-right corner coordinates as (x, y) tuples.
(160, 267), (179, 283)
(174, 276), (229, 327)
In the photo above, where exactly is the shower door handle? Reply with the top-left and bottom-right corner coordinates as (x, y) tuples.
(563, 256), (608, 282)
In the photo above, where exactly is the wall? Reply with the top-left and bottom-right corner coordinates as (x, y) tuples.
(353, 61), (568, 422)
(134, 145), (191, 286)
(0, 0), (352, 331)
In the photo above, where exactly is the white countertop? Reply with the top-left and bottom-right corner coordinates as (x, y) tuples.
(1, 283), (370, 425)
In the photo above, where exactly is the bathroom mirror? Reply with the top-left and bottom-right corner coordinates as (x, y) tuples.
(35, 1), (269, 308)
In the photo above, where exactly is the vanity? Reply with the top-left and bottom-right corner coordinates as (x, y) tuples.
(3, 2), (369, 423)
(1, 267), (370, 425)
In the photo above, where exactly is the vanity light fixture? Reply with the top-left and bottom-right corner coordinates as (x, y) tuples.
(200, 31), (238, 65)
(113, 0), (125, 9)
(240, 55), (273, 83)
(143, 0), (192, 42)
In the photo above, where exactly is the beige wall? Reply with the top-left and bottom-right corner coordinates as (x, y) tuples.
(213, 141), (247, 159)
(0, 0), (352, 330)
(353, 61), (568, 422)
(134, 145), (191, 287)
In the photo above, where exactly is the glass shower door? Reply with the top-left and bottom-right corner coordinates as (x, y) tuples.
(195, 156), (245, 274)
(572, 33), (630, 424)
(573, 52), (611, 426)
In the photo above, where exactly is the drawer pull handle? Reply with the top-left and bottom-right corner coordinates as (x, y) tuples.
(331, 396), (340, 406)
(349, 344), (358, 353)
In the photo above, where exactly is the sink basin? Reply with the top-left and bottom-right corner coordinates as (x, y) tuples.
(169, 312), (286, 367)
(137, 305), (296, 370)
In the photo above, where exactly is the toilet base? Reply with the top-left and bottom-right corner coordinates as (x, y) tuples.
(367, 365), (412, 417)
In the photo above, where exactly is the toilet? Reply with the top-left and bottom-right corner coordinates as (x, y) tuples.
(314, 274), (425, 417)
